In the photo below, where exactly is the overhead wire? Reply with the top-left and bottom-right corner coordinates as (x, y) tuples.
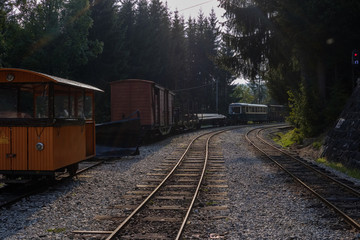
(178, 0), (215, 12)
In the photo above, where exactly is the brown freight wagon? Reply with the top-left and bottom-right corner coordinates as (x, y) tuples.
(0, 68), (102, 179)
(111, 79), (174, 135)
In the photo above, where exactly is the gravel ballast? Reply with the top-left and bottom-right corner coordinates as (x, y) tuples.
(0, 126), (359, 239)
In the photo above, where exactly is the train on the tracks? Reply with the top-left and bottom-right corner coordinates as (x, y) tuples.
(0, 68), (102, 180)
(228, 103), (286, 124)
(0, 68), (286, 180)
(108, 79), (227, 136)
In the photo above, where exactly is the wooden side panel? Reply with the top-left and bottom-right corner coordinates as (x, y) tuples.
(111, 80), (153, 126)
(11, 127), (28, 170)
(159, 88), (165, 126)
(53, 126), (86, 170)
(28, 127), (54, 171)
(0, 127), (11, 170)
(168, 93), (174, 125)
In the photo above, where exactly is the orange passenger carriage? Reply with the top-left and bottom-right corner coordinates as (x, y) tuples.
(0, 68), (102, 179)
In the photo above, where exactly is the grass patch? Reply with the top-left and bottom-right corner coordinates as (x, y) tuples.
(273, 128), (304, 148)
(47, 228), (66, 233)
(316, 158), (360, 180)
(205, 201), (218, 206)
(312, 141), (322, 150)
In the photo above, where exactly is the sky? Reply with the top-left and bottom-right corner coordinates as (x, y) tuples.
(162, 0), (225, 21)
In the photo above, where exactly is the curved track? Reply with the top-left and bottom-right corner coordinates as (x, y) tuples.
(246, 125), (360, 230)
(0, 160), (103, 209)
(73, 127), (238, 239)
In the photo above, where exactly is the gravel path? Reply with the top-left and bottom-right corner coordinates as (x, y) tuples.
(0, 126), (359, 239)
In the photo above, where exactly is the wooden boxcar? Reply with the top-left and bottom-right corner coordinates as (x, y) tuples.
(111, 79), (174, 135)
(0, 68), (102, 179)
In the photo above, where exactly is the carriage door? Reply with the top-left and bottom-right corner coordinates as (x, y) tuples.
(0, 87), (29, 171)
(0, 127), (28, 171)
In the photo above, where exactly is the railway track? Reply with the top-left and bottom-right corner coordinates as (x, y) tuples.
(74, 127), (237, 239)
(246, 125), (360, 230)
(0, 160), (103, 209)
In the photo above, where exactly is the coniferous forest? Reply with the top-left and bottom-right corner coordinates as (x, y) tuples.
(1, 0), (360, 137)
(220, 0), (360, 137)
(0, 0), (235, 122)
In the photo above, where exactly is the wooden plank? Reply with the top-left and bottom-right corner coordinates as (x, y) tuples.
(206, 196), (229, 201)
(206, 179), (227, 183)
(208, 164), (225, 167)
(162, 191), (193, 195)
(143, 217), (182, 222)
(165, 185), (197, 188)
(174, 173), (200, 176)
(148, 205), (186, 210)
(147, 173), (166, 176)
(94, 215), (125, 221)
(72, 230), (113, 234)
(206, 174), (225, 177)
(127, 190), (152, 194)
(142, 178), (163, 182)
(153, 168), (169, 171)
(155, 196), (191, 200)
(121, 195), (143, 199)
(207, 192), (228, 196)
(112, 205), (138, 209)
(208, 160), (225, 163)
(207, 184), (228, 188)
(207, 168), (226, 172)
(136, 184), (157, 188)
(203, 205), (228, 210)
(121, 233), (171, 239)
(177, 169), (201, 172)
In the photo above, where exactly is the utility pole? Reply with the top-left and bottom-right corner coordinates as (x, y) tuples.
(216, 78), (219, 113)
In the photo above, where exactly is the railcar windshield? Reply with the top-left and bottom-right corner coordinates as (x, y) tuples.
(230, 106), (241, 114)
(0, 83), (92, 121)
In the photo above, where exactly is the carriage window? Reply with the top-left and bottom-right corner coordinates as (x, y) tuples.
(19, 90), (34, 117)
(232, 107), (240, 114)
(54, 86), (85, 119)
(0, 87), (39, 118)
(84, 95), (93, 120)
(77, 94), (84, 118)
(55, 95), (70, 118)
(33, 84), (49, 118)
(35, 96), (48, 118)
(0, 88), (17, 118)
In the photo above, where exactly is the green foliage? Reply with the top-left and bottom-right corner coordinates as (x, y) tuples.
(273, 128), (304, 147)
(316, 158), (360, 180)
(220, 0), (360, 137)
(3, 0), (102, 77)
(286, 83), (327, 137)
(312, 141), (322, 150)
(231, 84), (254, 103)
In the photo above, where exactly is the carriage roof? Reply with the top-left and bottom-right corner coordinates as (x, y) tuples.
(0, 68), (103, 92)
(229, 103), (268, 108)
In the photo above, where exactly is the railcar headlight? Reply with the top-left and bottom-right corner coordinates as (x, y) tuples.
(6, 73), (15, 82)
(36, 142), (44, 151)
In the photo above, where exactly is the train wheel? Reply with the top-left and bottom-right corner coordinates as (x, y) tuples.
(67, 163), (79, 176)
(159, 126), (172, 135)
